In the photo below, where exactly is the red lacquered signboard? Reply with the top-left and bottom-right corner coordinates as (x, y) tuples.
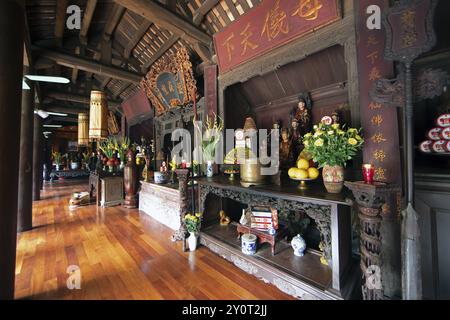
(214, 0), (341, 74)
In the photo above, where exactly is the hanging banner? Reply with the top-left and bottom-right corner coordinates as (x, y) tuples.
(214, 0), (341, 74)
(204, 65), (218, 119)
(356, 0), (402, 186)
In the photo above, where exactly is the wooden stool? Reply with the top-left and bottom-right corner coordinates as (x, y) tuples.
(236, 224), (288, 255)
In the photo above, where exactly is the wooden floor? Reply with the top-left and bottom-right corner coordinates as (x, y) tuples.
(14, 179), (293, 300)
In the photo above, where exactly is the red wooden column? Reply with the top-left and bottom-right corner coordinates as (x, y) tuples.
(17, 70), (35, 232)
(32, 115), (42, 201)
(0, 0), (25, 300)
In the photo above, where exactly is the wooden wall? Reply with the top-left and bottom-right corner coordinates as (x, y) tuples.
(224, 45), (349, 130)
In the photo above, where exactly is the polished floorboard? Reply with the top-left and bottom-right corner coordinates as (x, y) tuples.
(15, 179), (293, 300)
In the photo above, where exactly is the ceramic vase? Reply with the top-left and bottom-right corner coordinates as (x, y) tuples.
(206, 161), (214, 178)
(322, 164), (344, 194)
(188, 232), (198, 251)
(56, 164), (61, 171)
(291, 234), (307, 257)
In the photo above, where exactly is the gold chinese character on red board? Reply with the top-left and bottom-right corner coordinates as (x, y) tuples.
(261, 0), (289, 41)
(375, 167), (387, 180)
(367, 36), (379, 47)
(240, 23), (259, 56)
(292, 0), (323, 21)
(222, 33), (235, 62)
(369, 102), (382, 110)
(372, 114), (383, 127)
(373, 149), (387, 162)
(367, 51), (379, 65)
(369, 66), (382, 81)
(401, 10), (418, 48)
(371, 133), (387, 144)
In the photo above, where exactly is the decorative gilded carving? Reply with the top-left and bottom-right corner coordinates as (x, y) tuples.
(141, 46), (197, 116)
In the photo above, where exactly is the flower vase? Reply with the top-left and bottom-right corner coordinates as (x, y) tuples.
(188, 233), (198, 251)
(206, 161), (214, 178)
(120, 161), (125, 171)
(322, 164), (344, 193)
(56, 164), (60, 171)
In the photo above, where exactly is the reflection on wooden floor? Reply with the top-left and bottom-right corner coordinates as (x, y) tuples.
(15, 180), (293, 300)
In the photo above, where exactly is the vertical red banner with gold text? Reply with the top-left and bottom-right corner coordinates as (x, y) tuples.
(356, 0), (402, 186)
(204, 65), (218, 119)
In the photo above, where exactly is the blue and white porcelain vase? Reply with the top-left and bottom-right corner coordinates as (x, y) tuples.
(206, 161), (214, 178)
(291, 234), (307, 257)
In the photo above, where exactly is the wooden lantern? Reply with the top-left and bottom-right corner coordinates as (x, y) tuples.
(89, 90), (108, 140)
(78, 113), (89, 146)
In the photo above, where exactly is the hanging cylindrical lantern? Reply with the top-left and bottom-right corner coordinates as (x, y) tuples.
(78, 113), (89, 146)
(89, 90), (108, 140)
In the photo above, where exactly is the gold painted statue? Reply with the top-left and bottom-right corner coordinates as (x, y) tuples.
(219, 210), (231, 226)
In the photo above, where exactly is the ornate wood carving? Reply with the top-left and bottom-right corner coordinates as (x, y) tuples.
(416, 68), (448, 100)
(141, 46), (197, 116)
(199, 184), (333, 263)
(370, 76), (405, 108)
(172, 169), (190, 244)
(345, 181), (400, 300)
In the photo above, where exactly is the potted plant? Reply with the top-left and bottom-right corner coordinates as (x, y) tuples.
(113, 136), (130, 170)
(184, 213), (202, 251)
(52, 151), (64, 171)
(200, 114), (224, 178)
(303, 122), (364, 193)
(98, 138), (116, 172)
(82, 152), (90, 170)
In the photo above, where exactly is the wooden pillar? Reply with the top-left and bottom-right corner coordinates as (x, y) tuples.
(17, 74), (34, 232)
(345, 181), (400, 300)
(0, 0), (25, 300)
(172, 169), (189, 251)
(32, 115), (42, 201)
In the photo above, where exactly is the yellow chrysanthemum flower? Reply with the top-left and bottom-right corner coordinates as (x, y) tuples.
(304, 140), (309, 147)
(332, 124), (340, 130)
(328, 131), (334, 135)
(314, 139), (324, 147)
(348, 138), (358, 146)
(356, 135), (362, 141)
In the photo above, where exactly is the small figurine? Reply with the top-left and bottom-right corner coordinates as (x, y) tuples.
(219, 210), (231, 226)
(291, 93), (312, 137)
(280, 128), (293, 168)
(160, 161), (168, 172)
(331, 111), (340, 125)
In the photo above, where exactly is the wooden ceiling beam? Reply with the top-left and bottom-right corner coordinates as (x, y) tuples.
(104, 5), (126, 41)
(79, 0), (98, 46)
(33, 46), (143, 84)
(114, 0), (212, 51)
(141, 35), (178, 72)
(114, 82), (131, 99)
(193, 0), (220, 26)
(55, 0), (69, 47)
(46, 91), (121, 107)
(43, 105), (89, 115)
(124, 21), (152, 59)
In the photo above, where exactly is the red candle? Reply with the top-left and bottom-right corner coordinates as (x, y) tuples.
(181, 160), (187, 169)
(362, 164), (375, 184)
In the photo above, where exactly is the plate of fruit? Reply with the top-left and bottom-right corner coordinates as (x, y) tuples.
(288, 151), (320, 189)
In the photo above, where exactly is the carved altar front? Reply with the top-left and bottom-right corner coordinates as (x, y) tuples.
(197, 177), (357, 299)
